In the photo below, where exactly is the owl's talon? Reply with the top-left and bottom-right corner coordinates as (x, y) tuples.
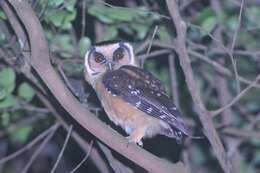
(126, 136), (143, 147)
(137, 140), (143, 147)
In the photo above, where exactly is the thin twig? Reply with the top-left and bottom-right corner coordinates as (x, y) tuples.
(166, 1), (232, 172)
(57, 64), (79, 99)
(136, 41), (260, 88)
(229, 0), (245, 94)
(188, 49), (260, 88)
(169, 54), (180, 108)
(50, 125), (73, 173)
(0, 123), (59, 165)
(21, 123), (60, 173)
(0, 47), (109, 172)
(35, 91), (111, 173)
(81, 0), (87, 38)
(146, 25), (159, 55)
(98, 142), (134, 173)
(211, 73), (260, 116)
(70, 141), (93, 173)
(222, 128), (260, 139)
(141, 25), (159, 67)
(187, 21), (244, 92)
(227, 113), (260, 157)
(0, 114), (46, 138)
(138, 49), (171, 61)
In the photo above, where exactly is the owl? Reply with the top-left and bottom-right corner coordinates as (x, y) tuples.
(84, 40), (189, 145)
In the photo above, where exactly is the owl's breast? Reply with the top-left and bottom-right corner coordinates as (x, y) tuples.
(95, 74), (150, 130)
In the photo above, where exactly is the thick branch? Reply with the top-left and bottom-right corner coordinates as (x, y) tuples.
(166, 0), (233, 173)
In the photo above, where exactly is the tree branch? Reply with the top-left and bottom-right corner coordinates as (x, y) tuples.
(166, 0), (233, 172)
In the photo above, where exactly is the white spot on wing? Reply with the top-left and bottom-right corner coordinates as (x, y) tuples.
(161, 106), (167, 110)
(160, 115), (166, 119)
(136, 101), (141, 108)
(131, 90), (138, 95)
(147, 107), (153, 113)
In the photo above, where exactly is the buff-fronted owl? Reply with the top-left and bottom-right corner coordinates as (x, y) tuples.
(84, 40), (188, 145)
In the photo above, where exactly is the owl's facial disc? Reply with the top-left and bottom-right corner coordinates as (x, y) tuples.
(84, 41), (137, 81)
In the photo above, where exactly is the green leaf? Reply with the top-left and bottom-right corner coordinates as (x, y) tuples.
(49, 0), (64, 6)
(197, 8), (215, 23)
(106, 9), (134, 22)
(51, 34), (74, 58)
(196, 8), (217, 35)
(0, 10), (7, 20)
(201, 17), (216, 35)
(48, 11), (65, 26)
(88, 5), (115, 24)
(131, 23), (149, 39)
(245, 6), (260, 29)
(252, 150), (260, 165)
(18, 82), (35, 101)
(158, 26), (171, 43)
(225, 16), (237, 31)
(48, 10), (76, 29)
(103, 26), (118, 40)
(0, 68), (16, 88)
(1, 112), (10, 127)
(191, 145), (205, 164)
(0, 34), (6, 44)
(250, 138), (260, 145)
(79, 37), (91, 57)
(0, 95), (16, 108)
(239, 159), (256, 173)
(88, 5), (135, 23)
(0, 87), (6, 100)
(65, 0), (76, 12)
(10, 125), (33, 143)
(135, 6), (150, 18)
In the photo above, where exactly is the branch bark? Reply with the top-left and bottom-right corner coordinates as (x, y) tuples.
(4, 0), (189, 173)
(166, 0), (233, 173)
(0, 1), (110, 172)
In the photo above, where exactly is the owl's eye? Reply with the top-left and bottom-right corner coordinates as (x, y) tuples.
(93, 52), (105, 63)
(113, 48), (124, 61)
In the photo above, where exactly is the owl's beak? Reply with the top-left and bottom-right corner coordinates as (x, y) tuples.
(106, 62), (114, 70)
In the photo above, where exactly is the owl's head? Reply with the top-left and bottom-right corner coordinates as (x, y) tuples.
(84, 40), (137, 86)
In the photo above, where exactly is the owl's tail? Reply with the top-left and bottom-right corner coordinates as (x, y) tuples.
(162, 124), (204, 144)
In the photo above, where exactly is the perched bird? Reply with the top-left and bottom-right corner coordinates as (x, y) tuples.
(84, 40), (188, 145)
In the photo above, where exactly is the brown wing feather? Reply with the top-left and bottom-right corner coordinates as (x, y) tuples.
(102, 65), (189, 140)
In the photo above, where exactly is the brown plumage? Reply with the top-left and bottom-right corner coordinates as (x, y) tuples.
(84, 41), (188, 145)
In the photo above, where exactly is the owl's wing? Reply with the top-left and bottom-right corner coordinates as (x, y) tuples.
(102, 65), (188, 140)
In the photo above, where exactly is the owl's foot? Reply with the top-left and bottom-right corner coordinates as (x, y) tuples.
(126, 136), (143, 147)
(126, 126), (146, 147)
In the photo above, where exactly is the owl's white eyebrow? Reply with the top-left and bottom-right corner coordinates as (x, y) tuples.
(118, 42), (131, 59)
